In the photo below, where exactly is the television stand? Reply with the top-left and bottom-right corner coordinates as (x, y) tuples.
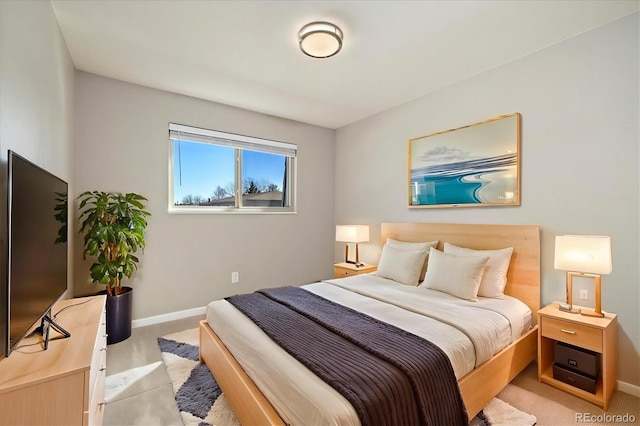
(0, 296), (107, 425)
(36, 311), (71, 350)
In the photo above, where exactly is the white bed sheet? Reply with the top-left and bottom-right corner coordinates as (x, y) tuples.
(205, 274), (532, 425)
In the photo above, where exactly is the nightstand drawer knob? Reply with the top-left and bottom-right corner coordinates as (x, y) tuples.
(560, 328), (577, 335)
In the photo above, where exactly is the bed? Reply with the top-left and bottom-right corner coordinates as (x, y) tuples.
(199, 222), (540, 425)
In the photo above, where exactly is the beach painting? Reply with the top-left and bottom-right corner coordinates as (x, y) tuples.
(409, 113), (520, 208)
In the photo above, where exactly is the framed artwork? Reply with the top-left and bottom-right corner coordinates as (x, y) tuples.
(408, 113), (521, 208)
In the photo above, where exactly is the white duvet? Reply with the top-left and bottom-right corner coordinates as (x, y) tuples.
(206, 274), (532, 426)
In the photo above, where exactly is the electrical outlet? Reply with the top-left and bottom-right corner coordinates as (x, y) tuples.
(231, 271), (239, 284)
(579, 289), (588, 300)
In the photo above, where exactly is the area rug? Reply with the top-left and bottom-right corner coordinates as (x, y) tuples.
(158, 328), (537, 426)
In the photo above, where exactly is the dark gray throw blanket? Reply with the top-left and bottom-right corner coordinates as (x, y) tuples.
(226, 286), (468, 426)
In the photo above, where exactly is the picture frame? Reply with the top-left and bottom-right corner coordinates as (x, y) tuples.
(408, 113), (521, 208)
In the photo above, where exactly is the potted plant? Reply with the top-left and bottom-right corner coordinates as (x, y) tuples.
(77, 191), (150, 344)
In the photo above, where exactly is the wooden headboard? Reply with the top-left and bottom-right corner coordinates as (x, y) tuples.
(381, 223), (541, 315)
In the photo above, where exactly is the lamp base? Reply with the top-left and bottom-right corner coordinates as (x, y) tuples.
(558, 303), (580, 314)
(580, 309), (605, 318)
(343, 242), (363, 267)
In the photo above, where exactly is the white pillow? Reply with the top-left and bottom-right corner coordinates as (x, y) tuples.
(385, 238), (438, 282)
(376, 244), (428, 286)
(422, 247), (489, 300)
(443, 242), (514, 298)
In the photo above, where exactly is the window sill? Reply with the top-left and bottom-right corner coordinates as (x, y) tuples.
(168, 206), (297, 215)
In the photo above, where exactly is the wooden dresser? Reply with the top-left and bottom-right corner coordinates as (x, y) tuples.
(0, 296), (107, 425)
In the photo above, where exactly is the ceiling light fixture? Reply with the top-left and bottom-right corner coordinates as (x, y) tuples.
(298, 21), (343, 58)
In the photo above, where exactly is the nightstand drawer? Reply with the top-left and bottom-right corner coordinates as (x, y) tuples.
(333, 263), (377, 279)
(541, 316), (602, 352)
(334, 267), (358, 278)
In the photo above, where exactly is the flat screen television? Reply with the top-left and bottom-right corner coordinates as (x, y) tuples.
(4, 150), (68, 356)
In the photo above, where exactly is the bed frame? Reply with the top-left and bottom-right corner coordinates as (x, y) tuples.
(199, 222), (540, 425)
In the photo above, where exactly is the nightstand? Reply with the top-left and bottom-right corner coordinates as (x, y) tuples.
(334, 262), (377, 278)
(537, 303), (617, 410)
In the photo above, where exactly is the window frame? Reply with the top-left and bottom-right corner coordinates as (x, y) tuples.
(168, 123), (297, 214)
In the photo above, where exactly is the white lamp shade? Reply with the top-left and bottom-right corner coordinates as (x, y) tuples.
(336, 225), (369, 243)
(554, 235), (612, 274)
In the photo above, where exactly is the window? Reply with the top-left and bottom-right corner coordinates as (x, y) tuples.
(169, 123), (296, 213)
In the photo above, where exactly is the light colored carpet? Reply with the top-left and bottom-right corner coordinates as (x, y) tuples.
(159, 328), (537, 426)
(497, 362), (640, 426)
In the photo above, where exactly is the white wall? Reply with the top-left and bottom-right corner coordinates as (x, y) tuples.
(74, 72), (335, 319)
(0, 1), (76, 352)
(0, 1), (75, 183)
(335, 14), (639, 387)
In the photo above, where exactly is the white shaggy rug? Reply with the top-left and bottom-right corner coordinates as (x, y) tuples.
(158, 328), (536, 426)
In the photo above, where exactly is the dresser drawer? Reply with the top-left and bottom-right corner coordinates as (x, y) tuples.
(541, 316), (602, 352)
(88, 361), (107, 426)
(86, 307), (107, 425)
(90, 309), (107, 394)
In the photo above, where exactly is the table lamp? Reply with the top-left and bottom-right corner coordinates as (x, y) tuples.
(554, 235), (612, 317)
(336, 225), (369, 267)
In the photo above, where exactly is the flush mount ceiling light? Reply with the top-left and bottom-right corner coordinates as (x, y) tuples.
(298, 21), (343, 58)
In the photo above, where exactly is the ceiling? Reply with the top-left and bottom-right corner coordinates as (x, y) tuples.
(50, 1), (638, 129)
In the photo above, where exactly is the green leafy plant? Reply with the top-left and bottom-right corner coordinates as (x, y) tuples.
(78, 191), (150, 296)
(54, 191), (68, 244)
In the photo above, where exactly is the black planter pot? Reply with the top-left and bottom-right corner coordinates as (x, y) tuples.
(99, 287), (133, 345)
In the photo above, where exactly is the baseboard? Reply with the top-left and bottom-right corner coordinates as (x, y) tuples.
(132, 306), (206, 328)
(617, 380), (640, 398)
